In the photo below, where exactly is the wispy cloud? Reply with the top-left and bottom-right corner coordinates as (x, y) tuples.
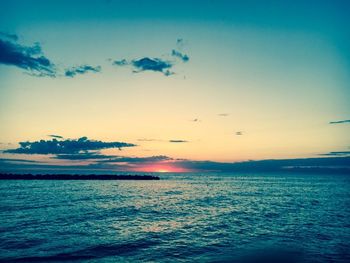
(218, 113), (229, 117)
(0, 33), (56, 77)
(48, 134), (64, 139)
(319, 151), (350, 156)
(97, 155), (171, 163)
(329, 119), (350, 124)
(4, 137), (136, 155)
(169, 140), (188, 143)
(53, 152), (117, 160)
(177, 157), (350, 172)
(65, 65), (101, 77)
(0, 158), (39, 163)
(171, 50), (189, 62)
(137, 138), (161, 142)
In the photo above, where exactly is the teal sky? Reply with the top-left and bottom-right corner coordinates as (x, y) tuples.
(0, 0), (349, 172)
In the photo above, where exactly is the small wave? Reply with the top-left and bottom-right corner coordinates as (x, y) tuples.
(2, 239), (160, 262)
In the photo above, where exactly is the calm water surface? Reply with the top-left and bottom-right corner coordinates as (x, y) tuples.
(0, 173), (349, 262)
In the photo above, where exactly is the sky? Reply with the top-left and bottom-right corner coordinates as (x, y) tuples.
(0, 0), (349, 173)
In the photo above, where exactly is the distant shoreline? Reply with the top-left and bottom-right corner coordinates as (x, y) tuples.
(0, 173), (160, 180)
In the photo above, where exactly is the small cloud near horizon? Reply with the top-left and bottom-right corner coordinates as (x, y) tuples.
(48, 134), (64, 139)
(169, 140), (188, 143)
(319, 151), (350, 156)
(329, 119), (350, 124)
(137, 138), (161, 142)
(96, 155), (171, 164)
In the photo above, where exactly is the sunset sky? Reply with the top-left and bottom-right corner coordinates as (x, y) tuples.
(0, 0), (349, 173)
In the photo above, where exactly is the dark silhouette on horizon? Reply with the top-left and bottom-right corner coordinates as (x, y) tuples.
(0, 173), (160, 180)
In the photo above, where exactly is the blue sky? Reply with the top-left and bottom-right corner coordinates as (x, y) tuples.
(0, 0), (349, 172)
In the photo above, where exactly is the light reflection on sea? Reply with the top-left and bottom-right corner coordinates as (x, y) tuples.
(0, 172), (349, 262)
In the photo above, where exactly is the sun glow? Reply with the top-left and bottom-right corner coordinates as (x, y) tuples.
(131, 163), (190, 173)
(157, 169), (169, 173)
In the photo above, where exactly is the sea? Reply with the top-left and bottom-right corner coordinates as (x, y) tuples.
(0, 172), (349, 262)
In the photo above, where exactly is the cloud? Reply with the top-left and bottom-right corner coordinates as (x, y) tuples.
(191, 118), (200, 122)
(137, 138), (161, 142)
(48, 134), (64, 139)
(319, 151), (350, 156)
(111, 39), (189, 76)
(132, 57), (173, 75)
(65, 65), (101, 78)
(235, 131), (243, 135)
(169, 140), (188, 143)
(176, 38), (185, 49)
(4, 137), (136, 155)
(177, 157), (350, 172)
(1, 155), (349, 174)
(113, 59), (128, 66)
(97, 155), (171, 163)
(0, 33), (56, 77)
(171, 50), (189, 62)
(329, 119), (350, 124)
(53, 152), (117, 160)
(0, 158), (39, 163)
(113, 57), (174, 76)
(218, 113), (229, 117)
(0, 32), (18, 41)
(171, 38), (189, 62)
(53, 153), (171, 162)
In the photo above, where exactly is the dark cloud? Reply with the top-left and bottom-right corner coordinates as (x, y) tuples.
(177, 157), (350, 172)
(329, 119), (350, 124)
(53, 153), (170, 162)
(171, 49), (189, 62)
(169, 140), (188, 143)
(0, 32), (18, 41)
(97, 155), (171, 163)
(1, 156), (349, 174)
(113, 57), (174, 76)
(113, 59), (128, 66)
(218, 113), (229, 117)
(65, 65), (101, 77)
(0, 158), (39, 163)
(191, 118), (200, 122)
(319, 151), (350, 156)
(53, 152), (117, 160)
(0, 160), (128, 174)
(48, 134), (64, 139)
(235, 131), (243, 136)
(0, 34), (56, 77)
(4, 137), (136, 155)
(112, 39), (189, 76)
(132, 57), (173, 75)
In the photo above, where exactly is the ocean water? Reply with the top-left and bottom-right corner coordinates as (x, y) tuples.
(0, 173), (349, 263)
